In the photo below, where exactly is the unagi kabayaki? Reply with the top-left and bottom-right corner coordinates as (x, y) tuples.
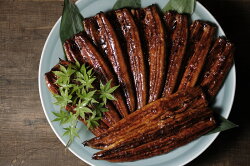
(84, 87), (215, 161)
(199, 37), (235, 99)
(83, 87), (208, 150)
(83, 13), (137, 113)
(162, 11), (188, 97)
(133, 5), (167, 103)
(109, 8), (148, 109)
(93, 109), (215, 161)
(178, 21), (216, 90)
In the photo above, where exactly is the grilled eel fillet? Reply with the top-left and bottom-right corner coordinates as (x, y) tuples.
(83, 87), (208, 149)
(64, 33), (129, 118)
(132, 5), (167, 103)
(93, 112), (215, 162)
(44, 60), (109, 136)
(162, 12), (188, 97)
(83, 12), (137, 113)
(63, 39), (121, 125)
(178, 20), (216, 90)
(199, 37), (235, 99)
(85, 87), (216, 161)
(109, 8), (148, 109)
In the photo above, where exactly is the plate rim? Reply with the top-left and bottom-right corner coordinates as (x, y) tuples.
(38, 0), (236, 166)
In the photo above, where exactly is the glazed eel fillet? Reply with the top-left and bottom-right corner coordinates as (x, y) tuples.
(84, 87), (208, 149)
(83, 12), (137, 113)
(93, 112), (215, 162)
(133, 5), (167, 103)
(110, 8), (148, 109)
(162, 12), (188, 97)
(199, 37), (235, 99)
(178, 20), (216, 90)
(63, 39), (121, 126)
(64, 34), (129, 118)
(45, 60), (109, 136)
(84, 87), (216, 161)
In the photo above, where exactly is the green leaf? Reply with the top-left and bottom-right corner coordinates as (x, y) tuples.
(162, 0), (195, 14)
(63, 125), (79, 143)
(53, 71), (66, 77)
(53, 93), (70, 108)
(60, 0), (84, 44)
(52, 110), (70, 125)
(107, 85), (119, 93)
(113, 0), (141, 10)
(86, 116), (101, 129)
(99, 80), (118, 104)
(75, 60), (81, 69)
(75, 106), (92, 120)
(59, 65), (68, 74)
(207, 113), (238, 135)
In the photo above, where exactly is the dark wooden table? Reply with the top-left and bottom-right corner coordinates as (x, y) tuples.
(0, 0), (249, 165)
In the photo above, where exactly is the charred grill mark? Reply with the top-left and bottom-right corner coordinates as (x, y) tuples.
(137, 5), (167, 103)
(162, 12), (188, 97)
(73, 33), (129, 118)
(84, 13), (137, 113)
(199, 37), (235, 99)
(112, 8), (147, 109)
(178, 21), (216, 90)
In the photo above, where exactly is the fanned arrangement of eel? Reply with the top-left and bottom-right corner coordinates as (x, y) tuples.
(45, 4), (235, 162)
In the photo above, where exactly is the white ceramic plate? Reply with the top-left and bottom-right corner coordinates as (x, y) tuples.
(38, 0), (236, 165)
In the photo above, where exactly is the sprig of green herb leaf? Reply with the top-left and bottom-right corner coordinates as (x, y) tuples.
(52, 62), (118, 147)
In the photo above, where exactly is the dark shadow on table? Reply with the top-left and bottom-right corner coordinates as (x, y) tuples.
(187, 0), (250, 165)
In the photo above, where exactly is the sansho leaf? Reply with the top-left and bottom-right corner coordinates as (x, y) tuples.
(60, 0), (84, 44)
(113, 0), (141, 10)
(206, 113), (238, 135)
(162, 0), (195, 14)
(52, 110), (70, 125)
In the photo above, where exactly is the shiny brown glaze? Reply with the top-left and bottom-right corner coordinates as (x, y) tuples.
(73, 33), (129, 118)
(63, 38), (121, 126)
(162, 12), (188, 97)
(93, 114), (215, 161)
(111, 8), (147, 109)
(136, 5), (167, 103)
(199, 37), (235, 99)
(45, 71), (59, 95)
(84, 87), (207, 149)
(63, 39), (83, 63)
(178, 21), (216, 90)
(84, 13), (137, 113)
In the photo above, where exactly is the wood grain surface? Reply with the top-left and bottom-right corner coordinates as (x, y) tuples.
(0, 0), (249, 165)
